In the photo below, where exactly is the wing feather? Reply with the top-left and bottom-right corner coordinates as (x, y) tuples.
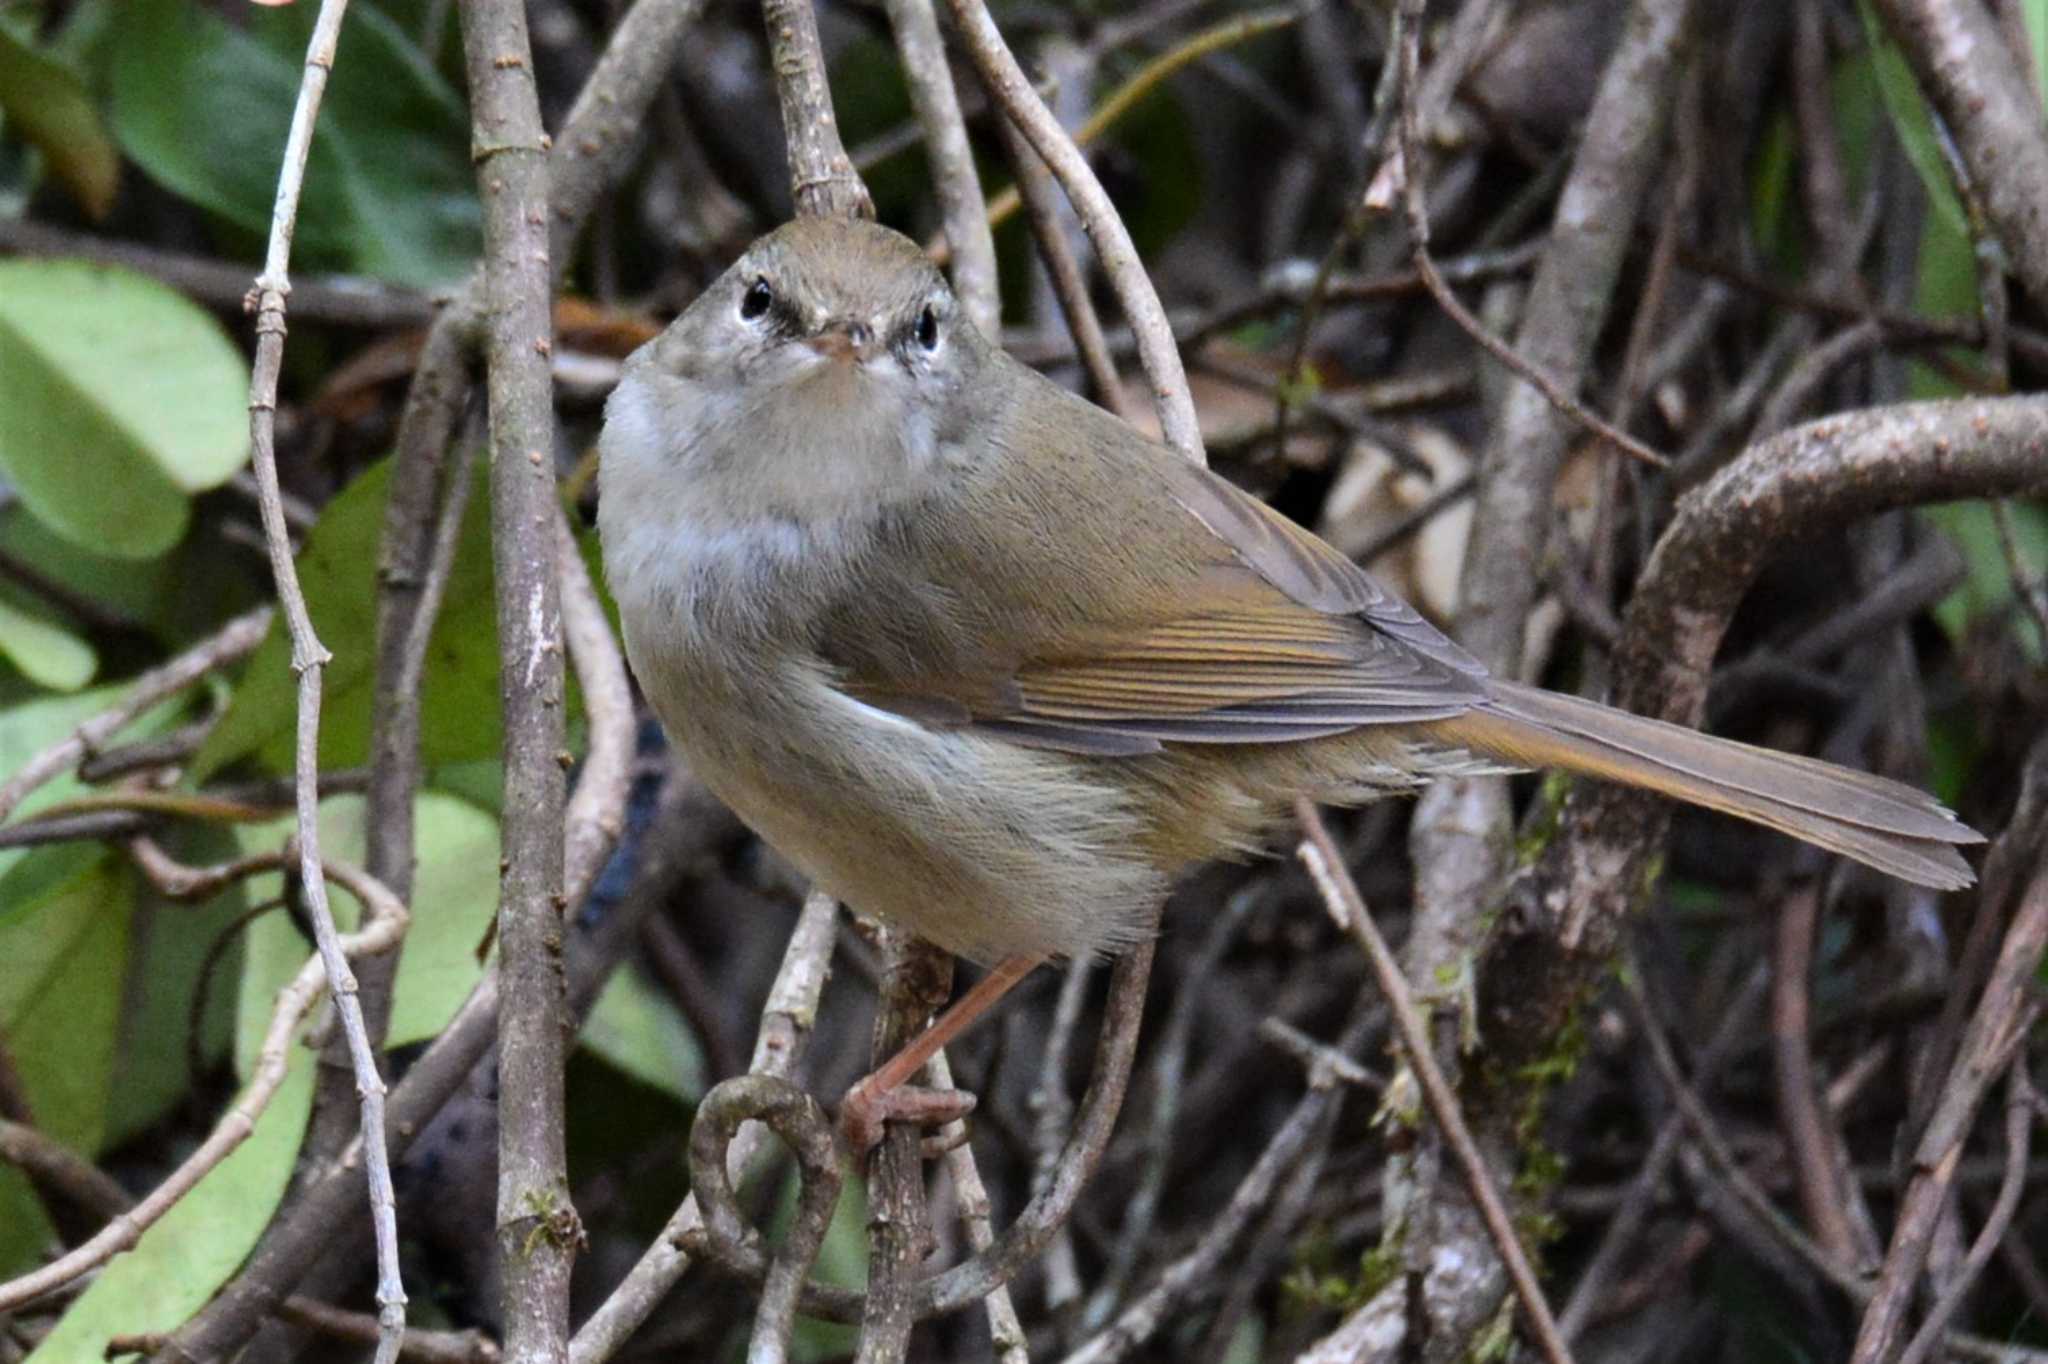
(826, 390), (1491, 757)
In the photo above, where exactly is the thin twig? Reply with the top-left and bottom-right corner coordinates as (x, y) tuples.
(273, 1298), (503, 1364)
(977, 8), (1298, 240)
(1061, 1051), (1350, 1364)
(556, 508), (634, 902)
(685, 1075), (844, 1364)
(0, 217), (437, 329)
(990, 109), (1130, 416)
(1896, 1064), (2038, 1364)
(1850, 871), (2048, 1359)
(1770, 885), (1869, 1269)
(945, 0), (1203, 462)
(0, 1120), (133, 1223)
(763, 0), (874, 220)
(1030, 959), (1094, 1323)
(0, 607), (271, 825)
(1990, 500), (2048, 649)
(1296, 806), (1575, 1364)
(1871, 0), (2048, 310)
(1387, 1), (1667, 471)
(885, 0), (999, 336)
(927, 1050), (1030, 1363)
(567, 892), (839, 1364)
(239, 0), (408, 1354)
(1557, 967), (1770, 1338)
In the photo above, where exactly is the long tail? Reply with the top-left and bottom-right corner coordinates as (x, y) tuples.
(1427, 682), (1983, 890)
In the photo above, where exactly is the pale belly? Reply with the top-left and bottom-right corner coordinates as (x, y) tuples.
(636, 643), (1165, 963)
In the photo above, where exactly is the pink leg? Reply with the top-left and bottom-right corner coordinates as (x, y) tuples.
(841, 953), (1043, 1154)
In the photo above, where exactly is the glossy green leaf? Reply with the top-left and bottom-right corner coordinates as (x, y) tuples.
(581, 967), (706, 1103)
(0, 853), (134, 1154)
(233, 793), (496, 1075)
(0, 258), (248, 558)
(0, 23), (119, 218)
(0, 588), (95, 690)
(23, 1049), (314, 1363)
(194, 453), (501, 781)
(107, 0), (478, 286)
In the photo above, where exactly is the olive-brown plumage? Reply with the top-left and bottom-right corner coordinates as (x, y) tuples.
(599, 218), (1980, 965)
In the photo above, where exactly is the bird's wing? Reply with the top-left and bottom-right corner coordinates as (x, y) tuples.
(826, 389), (1491, 757)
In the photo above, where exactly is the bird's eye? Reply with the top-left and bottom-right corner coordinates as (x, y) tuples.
(915, 304), (940, 351)
(739, 278), (773, 322)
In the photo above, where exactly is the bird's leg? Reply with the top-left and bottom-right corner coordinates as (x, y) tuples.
(841, 952), (1043, 1155)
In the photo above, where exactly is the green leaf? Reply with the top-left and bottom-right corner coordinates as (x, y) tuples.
(0, 853), (134, 1154)
(0, 587), (95, 690)
(386, 793), (498, 1046)
(0, 258), (248, 558)
(232, 793), (496, 1074)
(581, 967), (706, 1103)
(108, 0), (478, 286)
(2025, 0), (2048, 111)
(0, 22), (119, 218)
(779, 1165), (867, 1362)
(0, 500), (265, 646)
(101, 824), (251, 1151)
(0, 1168), (56, 1283)
(1857, 1), (1968, 241)
(194, 453), (501, 780)
(1921, 501), (2048, 658)
(24, 1049), (314, 1363)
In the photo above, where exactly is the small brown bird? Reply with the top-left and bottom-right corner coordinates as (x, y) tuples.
(598, 218), (1980, 1135)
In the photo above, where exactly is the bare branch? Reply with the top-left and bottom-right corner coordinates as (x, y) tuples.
(1298, 807), (1575, 1364)
(884, 0), (999, 335)
(457, 0), (575, 1354)
(1872, 0), (2048, 311)
(944, 0), (1203, 462)
(763, 0), (874, 219)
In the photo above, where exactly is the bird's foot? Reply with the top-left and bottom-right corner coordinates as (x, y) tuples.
(839, 1075), (977, 1158)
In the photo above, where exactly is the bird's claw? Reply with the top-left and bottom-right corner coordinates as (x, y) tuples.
(839, 1077), (977, 1157)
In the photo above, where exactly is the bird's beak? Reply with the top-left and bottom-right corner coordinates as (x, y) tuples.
(805, 319), (876, 364)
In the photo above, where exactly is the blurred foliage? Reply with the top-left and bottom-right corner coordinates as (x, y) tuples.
(0, 17), (115, 218)
(107, 0), (479, 285)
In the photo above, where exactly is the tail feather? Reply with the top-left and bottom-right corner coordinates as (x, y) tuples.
(1430, 682), (1982, 891)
